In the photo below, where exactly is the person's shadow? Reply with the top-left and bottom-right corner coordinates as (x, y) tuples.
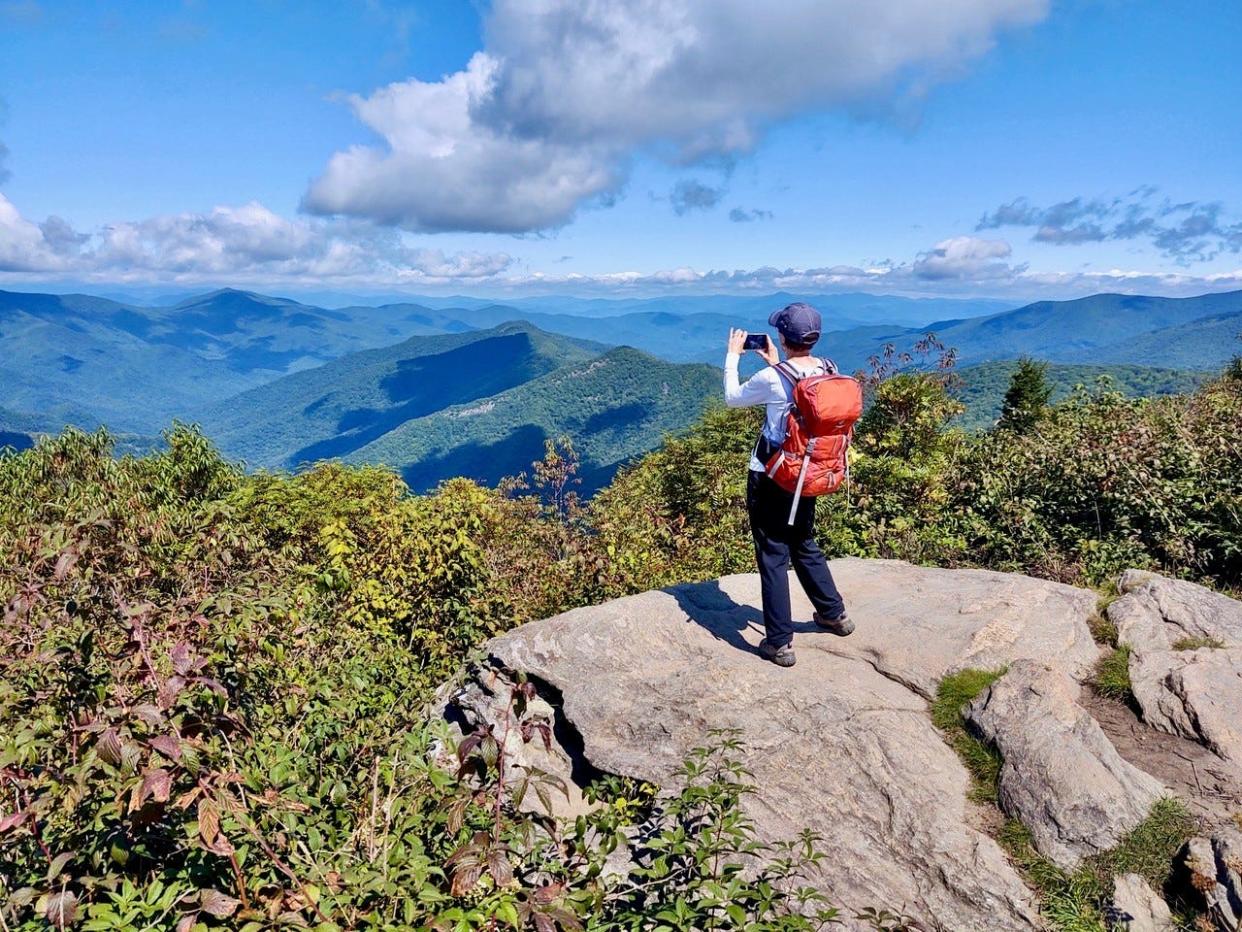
(669, 579), (821, 657)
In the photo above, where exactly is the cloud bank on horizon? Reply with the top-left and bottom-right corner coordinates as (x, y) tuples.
(4, 188), (1237, 299)
(1, 0), (1240, 299)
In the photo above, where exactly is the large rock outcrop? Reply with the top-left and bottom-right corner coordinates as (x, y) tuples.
(966, 660), (1165, 869)
(1109, 572), (1242, 772)
(446, 559), (1106, 930)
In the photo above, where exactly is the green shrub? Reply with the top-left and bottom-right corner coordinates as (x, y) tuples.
(592, 370), (1242, 592)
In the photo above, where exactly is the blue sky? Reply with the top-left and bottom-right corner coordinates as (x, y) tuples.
(0, 0), (1239, 299)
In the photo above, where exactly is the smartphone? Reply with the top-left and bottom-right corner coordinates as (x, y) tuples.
(742, 333), (769, 351)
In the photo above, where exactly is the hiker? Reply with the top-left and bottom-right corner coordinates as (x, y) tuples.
(724, 302), (862, 667)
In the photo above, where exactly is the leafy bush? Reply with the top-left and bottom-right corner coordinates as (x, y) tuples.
(0, 427), (518, 930)
(955, 375), (1242, 585)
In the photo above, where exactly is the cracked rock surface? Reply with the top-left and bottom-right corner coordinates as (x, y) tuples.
(966, 660), (1165, 869)
(447, 559), (1109, 930)
(1110, 572), (1242, 774)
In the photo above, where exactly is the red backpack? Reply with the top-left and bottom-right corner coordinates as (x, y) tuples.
(763, 359), (863, 524)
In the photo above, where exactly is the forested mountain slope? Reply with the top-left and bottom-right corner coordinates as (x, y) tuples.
(951, 360), (1211, 429)
(926, 290), (1242, 366)
(346, 345), (720, 492)
(197, 322), (605, 468)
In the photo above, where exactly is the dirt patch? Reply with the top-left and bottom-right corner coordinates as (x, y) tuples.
(1084, 687), (1242, 830)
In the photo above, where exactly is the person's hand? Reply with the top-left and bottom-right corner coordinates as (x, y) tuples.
(727, 327), (747, 355)
(755, 333), (780, 367)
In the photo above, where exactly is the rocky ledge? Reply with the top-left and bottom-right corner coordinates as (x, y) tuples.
(441, 559), (1242, 930)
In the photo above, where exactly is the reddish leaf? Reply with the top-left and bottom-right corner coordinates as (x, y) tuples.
(132, 703), (164, 727)
(199, 888), (240, 919)
(0, 810), (28, 834)
(96, 728), (123, 766)
(533, 883), (564, 905)
(450, 864), (482, 896)
(206, 833), (235, 857)
(159, 677), (185, 709)
(148, 734), (182, 762)
(52, 549), (78, 582)
(197, 797), (219, 846)
(170, 641), (193, 676)
(44, 891), (77, 930)
(487, 848), (514, 886)
(175, 915), (195, 932)
(130, 767), (173, 812)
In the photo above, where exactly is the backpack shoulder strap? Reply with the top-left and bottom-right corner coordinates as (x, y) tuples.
(820, 357), (838, 375)
(775, 360), (805, 385)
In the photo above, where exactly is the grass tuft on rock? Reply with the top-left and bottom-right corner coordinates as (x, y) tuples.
(1089, 587), (1121, 644)
(1093, 645), (1134, 702)
(1172, 634), (1225, 651)
(1096, 798), (1198, 889)
(931, 668), (1007, 730)
(932, 668), (1007, 802)
(1088, 612), (1119, 647)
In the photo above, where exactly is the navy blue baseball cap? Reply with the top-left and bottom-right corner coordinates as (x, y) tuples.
(768, 302), (822, 344)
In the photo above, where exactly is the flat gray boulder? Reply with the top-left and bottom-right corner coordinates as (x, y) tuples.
(966, 660), (1165, 869)
(1130, 647), (1242, 768)
(1112, 873), (1175, 931)
(446, 560), (1113, 930)
(787, 557), (1101, 696)
(1111, 570), (1242, 654)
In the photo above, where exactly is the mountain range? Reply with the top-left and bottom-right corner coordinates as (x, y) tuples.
(1, 285), (1239, 491)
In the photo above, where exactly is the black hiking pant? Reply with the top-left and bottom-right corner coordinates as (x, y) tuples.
(746, 469), (845, 648)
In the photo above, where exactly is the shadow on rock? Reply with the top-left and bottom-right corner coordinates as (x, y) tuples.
(668, 578), (822, 657)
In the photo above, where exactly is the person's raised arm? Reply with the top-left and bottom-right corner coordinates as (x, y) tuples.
(724, 328), (780, 407)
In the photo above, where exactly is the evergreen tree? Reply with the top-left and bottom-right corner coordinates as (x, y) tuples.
(998, 357), (1053, 432)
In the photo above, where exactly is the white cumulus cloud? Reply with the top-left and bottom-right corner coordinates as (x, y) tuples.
(911, 236), (1019, 280)
(304, 0), (1050, 233)
(0, 195), (513, 284)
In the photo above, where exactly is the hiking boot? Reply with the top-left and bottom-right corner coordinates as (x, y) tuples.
(814, 610), (855, 636)
(758, 638), (796, 667)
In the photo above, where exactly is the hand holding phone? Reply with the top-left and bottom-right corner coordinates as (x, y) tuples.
(742, 333), (769, 351)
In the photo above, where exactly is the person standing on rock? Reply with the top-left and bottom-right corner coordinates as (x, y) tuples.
(725, 302), (854, 667)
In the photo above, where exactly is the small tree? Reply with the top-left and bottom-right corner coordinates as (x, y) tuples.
(1225, 355), (1242, 383)
(998, 357), (1053, 432)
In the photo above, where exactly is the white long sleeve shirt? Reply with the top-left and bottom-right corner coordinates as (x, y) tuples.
(724, 352), (832, 472)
